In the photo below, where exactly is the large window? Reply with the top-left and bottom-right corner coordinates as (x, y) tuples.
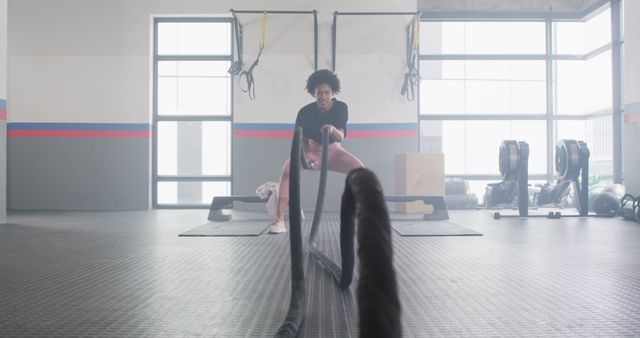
(419, 3), (618, 202)
(153, 19), (233, 207)
(420, 60), (547, 115)
(552, 7), (614, 180)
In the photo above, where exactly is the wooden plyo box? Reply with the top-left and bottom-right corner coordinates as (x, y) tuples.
(395, 153), (445, 213)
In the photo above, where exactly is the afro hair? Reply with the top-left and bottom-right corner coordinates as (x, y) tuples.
(305, 69), (341, 96)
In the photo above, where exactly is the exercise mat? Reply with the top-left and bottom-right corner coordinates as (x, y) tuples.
(390, 219), (482, 237)
(180, 211), (272, 237)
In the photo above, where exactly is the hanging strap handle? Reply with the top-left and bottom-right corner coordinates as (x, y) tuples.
(228, 11), (244, 76)
(401, 14), (421, 101)
(238, 12), (267, 100)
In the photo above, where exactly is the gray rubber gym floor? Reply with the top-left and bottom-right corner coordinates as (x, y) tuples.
(1, 209), (639, 337)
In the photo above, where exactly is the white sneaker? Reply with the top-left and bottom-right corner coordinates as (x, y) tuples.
(267, 219), (286, 234)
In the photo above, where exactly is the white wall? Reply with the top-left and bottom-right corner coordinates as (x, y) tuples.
(1, 0), (7, 222)
(623, 0), (640, 195)
(234, 10), (416, 124)
(0, 0), (5, 98)
(7, 0), (417, 209)
(623, 0), (640, 105)
(9, 0), (415, 124)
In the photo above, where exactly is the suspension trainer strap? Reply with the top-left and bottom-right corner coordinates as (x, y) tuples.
(228, 11), (244, 77)
(238, 12), (267, 100)
(401, 14), (420, 101)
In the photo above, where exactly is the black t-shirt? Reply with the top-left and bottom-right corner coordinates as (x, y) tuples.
(295, 99), (348, 144)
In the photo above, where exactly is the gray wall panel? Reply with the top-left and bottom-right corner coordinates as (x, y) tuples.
(623, 1), (640, 195)
(347, 138), (419, 194)
(624, 121), (640, 195)
(1, 0), (6, 223)
(0, 122), (5, 222)
(7, 0), (416, 210)
(233, 137), (417, 212)
(8, 138), (149, 210)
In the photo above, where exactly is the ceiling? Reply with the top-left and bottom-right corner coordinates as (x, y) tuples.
(418, 0), (607, 13)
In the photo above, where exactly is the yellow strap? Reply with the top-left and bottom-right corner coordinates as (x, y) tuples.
(260, 12), (267, 49)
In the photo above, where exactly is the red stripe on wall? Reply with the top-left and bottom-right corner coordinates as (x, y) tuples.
(348, 130), (418, 138)
(234, 130), (294, 138)
(624, 111), (640, 124)
(8, 130), (151, 138)
(0, 109), (6, 121)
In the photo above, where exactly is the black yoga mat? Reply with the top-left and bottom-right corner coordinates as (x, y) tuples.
(180, 211), (273, 237)
(391, 220), (482, 237)
(180, 220), (271, 237)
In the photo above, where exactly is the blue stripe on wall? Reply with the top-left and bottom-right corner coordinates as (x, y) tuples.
(0, 98), (6, 109)
(626, 101), (640, 112)
(348, 123), (417, 130)
(234, 123), (293, 130)
(8, 123), (150, 131)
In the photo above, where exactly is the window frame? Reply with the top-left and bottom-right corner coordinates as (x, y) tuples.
(152, 17), (234, 208)
(418, 1), (622, 185)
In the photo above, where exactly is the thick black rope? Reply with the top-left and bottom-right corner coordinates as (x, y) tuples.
(305, 129), (356, 288)
(274, 128), (306, 338)
(306, 129), (334, 271)
(343, 168), (401, 338)
(277, 128), (400, 337)
(308, 128), (329, 243)
(275, 127), (353, 337)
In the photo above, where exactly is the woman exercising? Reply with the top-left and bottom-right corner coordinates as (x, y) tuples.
(268, 69), (364, 234)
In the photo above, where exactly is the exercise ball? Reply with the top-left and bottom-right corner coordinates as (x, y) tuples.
(590, 191), (620, 215)
(602, 183), (625, 198)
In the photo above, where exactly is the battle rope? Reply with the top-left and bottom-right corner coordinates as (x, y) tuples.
(297, 127), (357, 288)
(401, 14), (420, 101)
(228, 12), (267, 100)
(296, 127), (354, 286)
(342, 168), (402, 338)
(276, 127), (400, 337)
(274, 126), (355, 337)
(305, 128), (353, 284)
(274, 127), (307, 338)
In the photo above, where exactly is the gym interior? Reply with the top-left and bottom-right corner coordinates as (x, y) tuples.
(1, 0), (639, 337)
